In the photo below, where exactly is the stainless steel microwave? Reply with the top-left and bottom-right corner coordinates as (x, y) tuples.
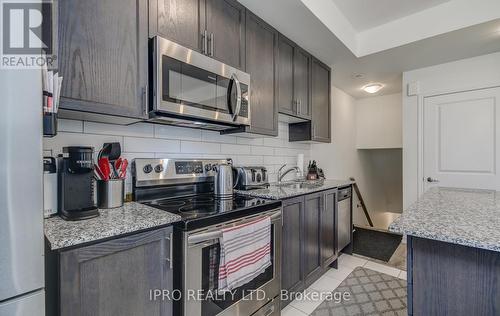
(149, 36), (251, 130)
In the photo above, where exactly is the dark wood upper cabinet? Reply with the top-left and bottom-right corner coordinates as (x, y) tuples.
(223, 10), (277, 137)
(303, 192), (323, 285)
(289, 58), (331, 143)
(277, 36), (311, 120)
(57, 0), (148, 119)
(281, 196), (304, 304)
(152, 0), (245, 70)
(294, 48), (311, 119)
(277, 35), (295, 116)
(311, 58), (331, 142)
(150, 0), (203, 52)
(204, 0), (245, 70)
(321, 189), (337, 267)
(58, 227), (173, 316)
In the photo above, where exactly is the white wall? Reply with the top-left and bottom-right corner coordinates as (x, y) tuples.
(313, 86), (403, 228)
(356, 93), (402, 149)
(43, 121), (311, 195)
(403, 51), (500, 208)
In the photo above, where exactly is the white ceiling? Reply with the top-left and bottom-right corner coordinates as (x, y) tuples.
(331, 0), (451, 31)
(238, 0), (500, 99)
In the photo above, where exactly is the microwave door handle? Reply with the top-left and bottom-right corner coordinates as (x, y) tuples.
(230, 74), (242, 121)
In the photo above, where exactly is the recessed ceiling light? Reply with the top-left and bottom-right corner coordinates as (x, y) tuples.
(362, 83), (384, 94)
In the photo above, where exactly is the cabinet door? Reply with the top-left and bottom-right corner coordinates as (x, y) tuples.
(277, 35), (295, 116)
(60, 227), (173, 316)
(204, 0), (245, 69)
(58, 0), (148, 119)
(281, 197), (304, 298)
(151, 0), (202, 52)
(311, 58), (331, 142)
(321, 189), (337, 267)
(294, 48), (311, 119)
(244, 11), (278, 136)
(303, 192), (323, 285)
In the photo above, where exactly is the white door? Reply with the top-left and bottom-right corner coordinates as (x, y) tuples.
(423, 87), (500, 191)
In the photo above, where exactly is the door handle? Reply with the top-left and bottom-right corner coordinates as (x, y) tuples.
(230, 74), (242, 121)
(426, 177), (440, 183)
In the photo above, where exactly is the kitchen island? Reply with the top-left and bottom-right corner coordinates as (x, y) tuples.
(390, 187), (500, 316)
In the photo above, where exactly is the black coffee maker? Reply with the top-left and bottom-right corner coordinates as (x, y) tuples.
(58, 146), (99, 220)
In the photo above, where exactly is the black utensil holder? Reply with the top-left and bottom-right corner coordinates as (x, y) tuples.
(43, 112), (57, 137)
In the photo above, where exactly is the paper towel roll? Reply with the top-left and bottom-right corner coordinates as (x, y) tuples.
(297, 154), (304, 176)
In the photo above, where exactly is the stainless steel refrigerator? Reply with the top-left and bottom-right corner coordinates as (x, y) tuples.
(0, 68), (45, 314)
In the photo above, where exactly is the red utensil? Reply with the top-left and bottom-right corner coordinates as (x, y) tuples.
(98, 157), (111, 181)
(118, 159), (128, 179)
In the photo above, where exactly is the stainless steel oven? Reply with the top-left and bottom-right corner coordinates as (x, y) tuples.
(150, 36), (251, 130)
(183, 208), (281, 316)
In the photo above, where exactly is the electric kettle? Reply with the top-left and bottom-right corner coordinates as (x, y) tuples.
(212, 163), (236, 199)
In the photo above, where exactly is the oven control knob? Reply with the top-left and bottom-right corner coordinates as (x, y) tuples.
(256, 173), (262, 182)
(205, 164), (212, 172)
(143, 164), (153, 174)
(154, 164), (164, 173)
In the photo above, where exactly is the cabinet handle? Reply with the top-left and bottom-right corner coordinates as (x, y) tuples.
(142, 85), (148, 115)
(202, 30), (208, 55)
(210, 33), (214, 57)
(165, 232), (173, 269)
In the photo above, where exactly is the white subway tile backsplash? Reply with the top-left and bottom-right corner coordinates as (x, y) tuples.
(220, 143), (251, 155)
(154, 125), (202, 141)
(43, 132), (123, 156)
(181, 141), (221, 154)
(43, 120), (311, 192)
(263, 137), (286, 148)
(84, 122), (154, 138)
(58, 119), (83, 133)
(251, 146), (274, 156)
(124, 137), (180, 153)
(202, 131), (237, 144)
(234, 155), (264, 166)
(236, 137), (264, 146)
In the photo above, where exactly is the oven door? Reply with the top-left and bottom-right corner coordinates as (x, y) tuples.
(183, 209), (281, 316)
(152, 36), (250, 126)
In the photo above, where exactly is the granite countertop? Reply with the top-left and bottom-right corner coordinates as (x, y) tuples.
(236, 179), (353, 200)
(389, 187), (500, 252)
(45, 202), (181, 250)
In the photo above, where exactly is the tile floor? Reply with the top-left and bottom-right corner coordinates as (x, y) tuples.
(281, 253), (407, 316)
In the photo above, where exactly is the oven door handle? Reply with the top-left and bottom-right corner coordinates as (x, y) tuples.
(188, 210), (281, 245)
(229, 74), (242, 121)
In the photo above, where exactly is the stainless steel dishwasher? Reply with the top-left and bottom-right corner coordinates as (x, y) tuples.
(337, 186), (352, 252)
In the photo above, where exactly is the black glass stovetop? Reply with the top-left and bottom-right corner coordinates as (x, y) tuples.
(145, 193), (281, 230)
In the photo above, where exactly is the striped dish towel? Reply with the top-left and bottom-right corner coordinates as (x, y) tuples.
(218, 216), (272, 291)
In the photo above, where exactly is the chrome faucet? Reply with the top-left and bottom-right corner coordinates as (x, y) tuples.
(277, 164), (301, 183)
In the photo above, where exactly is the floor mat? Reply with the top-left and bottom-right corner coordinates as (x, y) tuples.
(353, 227), (402, 262)
(310, 267), (407, 316)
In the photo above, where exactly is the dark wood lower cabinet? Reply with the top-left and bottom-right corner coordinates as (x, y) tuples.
(408, 236), (500, 316)
(303, 193), (323, 285)
(281, 189), (340, 308)
(50, 227), (173, 316)
(281, 196), (305, 303)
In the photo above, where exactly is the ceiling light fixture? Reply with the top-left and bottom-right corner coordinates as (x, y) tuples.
(362, 83), (384, 94)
